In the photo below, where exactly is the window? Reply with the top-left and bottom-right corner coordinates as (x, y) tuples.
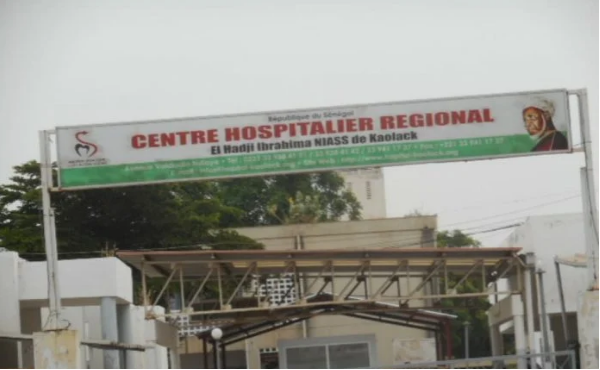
(282, 340), (373, 369)
(366, 181), (372, 200)
(328, 343), (370, 369)
(286, 346), (328, 369)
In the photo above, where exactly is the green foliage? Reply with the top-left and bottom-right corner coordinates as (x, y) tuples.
(437, 229), (482, 248)
(215, 172), (361, 226)
(0, 161), (361, 255)
(0, 161), (362, 306)
(437, 229), (491, 359)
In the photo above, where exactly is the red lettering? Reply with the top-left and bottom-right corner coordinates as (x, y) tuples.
(132, 135), (146, 149)
(274, 124), (288, 138)
(242, 126), (256, 140)
(191, 131), (206, 144)
(160, 133), (176, 146)
(258, 125), (272, 139)
(225, 127), (240, 142)
(297, 122), (310, 136)
(468, 110), (483, 123)
(148, 134), (160, 147)
(451, 111), (467, 124)
(346, 119), (357, 132)
(380, 116), (395, 130)
(435, 112), (450, 125)
(207, 129), (218, 143)
(425, 114), (434, 127)
(359, 118), (374, 131)
(176, 132), (189, 145)
(483, 108), (494, 122)
(324, 120), (338, 133)
(310, 121), (325, 135)
(410, 114), (425, 127)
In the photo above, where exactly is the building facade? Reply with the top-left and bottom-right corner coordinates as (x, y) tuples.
(338, 167), (387, 220)
(179, 215), (439, 368)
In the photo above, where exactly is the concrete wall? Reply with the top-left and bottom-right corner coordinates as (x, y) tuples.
(234, 215), (436, 251)
(497, 213), (588, 314)
(19, 257), (133, 307)
(0, 251), (21, 369)
(338, 167), (387, 220)
(577, 290), (599, 369)
(0, 253), (176, 369)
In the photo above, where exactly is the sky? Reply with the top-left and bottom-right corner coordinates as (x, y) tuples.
(0, 0), (598, 247)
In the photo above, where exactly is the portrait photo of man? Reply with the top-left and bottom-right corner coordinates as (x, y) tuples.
(522, 98), (569, 152)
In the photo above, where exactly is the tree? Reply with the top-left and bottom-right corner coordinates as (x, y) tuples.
(437, 230), (491, 359)
(215, 172), (361, 226)
(437, 230), (482, 248)
(0, 161), (262, 257)
(0, 161), (362, 306)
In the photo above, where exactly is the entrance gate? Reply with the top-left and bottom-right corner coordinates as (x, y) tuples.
(32, 88), (595, 367)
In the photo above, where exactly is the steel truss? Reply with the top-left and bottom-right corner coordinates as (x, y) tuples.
(117, 247), (524, 328)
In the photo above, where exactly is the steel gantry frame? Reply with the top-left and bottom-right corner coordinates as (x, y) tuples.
(117, 247), (524, 327)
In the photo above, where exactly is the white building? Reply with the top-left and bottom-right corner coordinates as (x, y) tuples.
(487, 213), (591, 368)
(0, 251), (179, 369)
(338, 167), (387, 220)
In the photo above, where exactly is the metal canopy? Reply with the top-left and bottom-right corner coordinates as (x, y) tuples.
(116, 247), (523, 324)
(118, 247), (522, 279)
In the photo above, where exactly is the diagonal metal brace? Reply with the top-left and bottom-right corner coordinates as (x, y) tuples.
(302, 261), (332, 300)
(337, 262), (367, 300)
(448, 260), (483, 295)
(401, 260), (444, 306)
(372, 261), (405, 299)
(226, 262), (256, 306)
(152, 265), (179, 308)
(185, 266), (214, 311)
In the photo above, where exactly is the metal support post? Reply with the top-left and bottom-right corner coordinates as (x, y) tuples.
(514, 312), (528, 369)
(39, 130), (62, 330)
(580, 166), (599, 289)
(524, 257), (537, 369)
(554, 261), (571, 342)
(221, 343), (227, 369)
(100, 297), (120, 368)
(573, 89), (599, 289)
(202, 338), (208, 369)
(444, 320), (453, 360)
(215, 341), (222, 369)
(463, 321), (470, 359)
(536, 267), (553, 369)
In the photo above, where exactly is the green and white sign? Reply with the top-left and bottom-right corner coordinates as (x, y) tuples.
(55, 89), (571, 189)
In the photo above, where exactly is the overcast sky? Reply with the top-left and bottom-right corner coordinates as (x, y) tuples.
(0, 0), (597, 247)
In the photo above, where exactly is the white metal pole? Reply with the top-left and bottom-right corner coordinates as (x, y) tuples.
(39, 130), (63, 330)
(574, 89), (599, 290)
(100, 297), (120, 368)
(215, 341), (222, 369)
(524, 262), (537, 369)
(536, 268), (552, 369)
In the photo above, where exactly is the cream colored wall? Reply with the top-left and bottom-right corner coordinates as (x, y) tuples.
(229, 216), (438, 368)
(338, 167), (387, 220)
(234, 215), (436, 251)
(179, 217), (439, 368)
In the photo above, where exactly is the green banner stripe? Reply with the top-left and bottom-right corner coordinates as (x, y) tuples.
(59, 134), (558, 188)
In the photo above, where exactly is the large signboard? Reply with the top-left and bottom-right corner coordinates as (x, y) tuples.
(55, 89), (571, 189)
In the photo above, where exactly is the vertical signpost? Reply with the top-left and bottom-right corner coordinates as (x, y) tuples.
(39, 130), (62, 330)
(574, 89), (599, 290)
